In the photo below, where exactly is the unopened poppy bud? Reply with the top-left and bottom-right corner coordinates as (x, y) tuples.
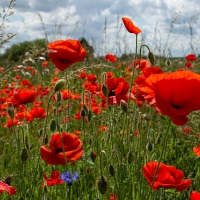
(7, 108), (14, 119)
(90, 151), (97, 162)
(146, 142), (153, 151)
(53, 107), (57, 115)
(156, 134), (162, 144)
(21, 147), (29, 161)
(88, 110), (92, 122)
(50, 119), (57, 131)
(96, 175), (108, 195)
(109, 164), (115, 176)
(142, 114), (152, 121)
(102, 84), (108, 97)
(127, 151), (134, 164)
(54, 79), (65, 92)
(43, 185), (48, 193)
(165, 59), (171, 67)
(120, 100), (128, 112)
(38, 128), (43, 137)
(148, 51), (155, 65)
(80, 109), (86, 117)
(83, 104), (89, 116)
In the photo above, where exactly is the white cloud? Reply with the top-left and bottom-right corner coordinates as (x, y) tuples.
(1, 0), (200, 57)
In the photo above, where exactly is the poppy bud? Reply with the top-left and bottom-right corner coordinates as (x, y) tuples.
(80, 109), (86, 117)
(54, 79), (65, 92)
(43, 185), (48, 193)
(38, 128), (43, 137)
(120, 100), (128, 112)
(96, 175), (108, 195)
(7, 108), (14, 119)
(88, 110), (92, 122)
(44, 135), (48, 145)
(83, 104), (89, 116)
(156, 134), (162, 145)
(102, 84), (108, 97)
(146, 142), (153, 151)
(165, 59), (171, 67)
(142, 114), (152, 121)
(109, 164), (115, 176)
(148, 51), (155, 65)
(21, 147), (29, 162)
(50, 119), (57, 131)
(127, 151), (134, 164)
(90, 151), (97, 162)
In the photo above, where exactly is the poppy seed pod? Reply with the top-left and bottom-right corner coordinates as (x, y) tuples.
(120, 99), (128, 112)
(96, 175), (108, 195)
(148, 51), (155, 65)
(54, 79), (65, 92)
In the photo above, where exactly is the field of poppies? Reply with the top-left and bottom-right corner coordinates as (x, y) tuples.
(1, 10), (200, 200)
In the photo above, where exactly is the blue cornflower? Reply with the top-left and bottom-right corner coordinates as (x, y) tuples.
(60, 171), (79, 186)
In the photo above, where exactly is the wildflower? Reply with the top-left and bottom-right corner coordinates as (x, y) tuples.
(140, 70), (200, 126)
(47, 39), (86, 71)
(42, 61), (48, 68)
(122, 17), (141, 34)
(100, 77), (129, 105)
(105, 54), (117, 63)
(190, 191), (200, 200)
(186, 54), (196, 61)
(193, 145), (200, 156)
(40, 132), (84, 165)
(182, 127), (192, 134)
(110, 193), (118, 200)
(41, 170), (64, 186)
(142, 161), (191, 191)
(60, 171), (79, 186)
(11, 89), (37, 106)
(29, 107), (46, 119)
(185, 61), (193, 68)
(0, 181), (17, 196)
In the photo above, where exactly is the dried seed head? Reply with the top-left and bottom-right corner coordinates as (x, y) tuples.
(96, 175), (108, 195)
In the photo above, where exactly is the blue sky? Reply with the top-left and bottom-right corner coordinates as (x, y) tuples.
(1, 0), (200, 57)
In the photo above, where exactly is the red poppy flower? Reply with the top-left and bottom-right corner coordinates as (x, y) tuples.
(193, 145), (200, 156)
(11, 89), (37, 106)
(110, 193), (118, 200)
(86, 74), (97, 82)
(142, 161), (191, 191)
(29, 107), (46, 119)
(42, 61), (48, 68)
(41, 170), (64, 186)
(40, 132), (84, 165)
(100, 77), (129, 105)
(47, 39), (86, 71)
(140, 70), (200, 126)
(186, 54), (196, 61)
(0, 181), (17, 196)
(122, 17), (141, 34)
(105, 54), (117, 63)
(190, 191), (200, 200)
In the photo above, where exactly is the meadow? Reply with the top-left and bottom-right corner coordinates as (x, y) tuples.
(1, 1), (200, 200)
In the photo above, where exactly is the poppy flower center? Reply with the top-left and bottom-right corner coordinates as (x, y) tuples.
(171, 104), (180, 109)
(55, 148), (64, 154)
(108, 90), (116, 97)
(59, 59), (69, 63)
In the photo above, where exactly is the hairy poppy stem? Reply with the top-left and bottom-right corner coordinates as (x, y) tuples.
(147, 119), (172, 199)
(43, 91), (56, 143)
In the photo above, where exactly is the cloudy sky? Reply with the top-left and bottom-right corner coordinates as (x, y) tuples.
(1, 0), (200, 57)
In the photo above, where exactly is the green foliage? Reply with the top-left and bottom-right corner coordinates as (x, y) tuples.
(0, 38), (47, 61)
